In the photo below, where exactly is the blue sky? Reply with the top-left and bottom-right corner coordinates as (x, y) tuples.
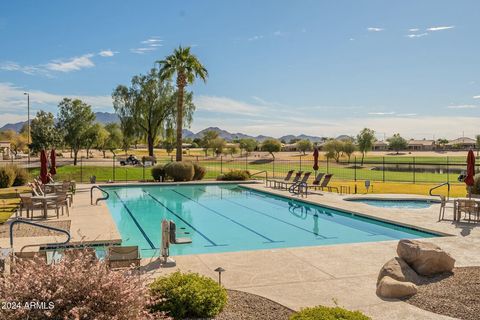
(1, 0), (479, 139)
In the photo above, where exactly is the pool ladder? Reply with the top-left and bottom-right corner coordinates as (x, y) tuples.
(289, 181), (308, 197)
(429, 182), (450, 201)
(90, 186), (110, 205)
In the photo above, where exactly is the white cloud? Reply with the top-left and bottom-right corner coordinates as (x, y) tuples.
(368, 112), (395, 115)
(273, 30), (286, 36)
(397, 113), (417, 117)
(45, 54), (95, 72)
(427, 26), (454, 31)
(409, 28), (420, 32)
(98, 50), (116, 57)
(131, 37), (163, 54)
(473, 95), (480, 99)
(447, 104), (478, 109)
(248, 35), (264, 41)
(0, 82), (112, 126)
(194, 95), (262, 116)
(367, 27), (384, 32)
(407, 33), (429, 38)
(130, 47), (156, 54)
(0, 61), (44, 76)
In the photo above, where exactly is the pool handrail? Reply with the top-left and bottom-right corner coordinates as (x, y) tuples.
(429, 182), (450, 200)
(90, 185), (110, 205)
(10, 218), (71, 249)
(250, 170), (268, 185)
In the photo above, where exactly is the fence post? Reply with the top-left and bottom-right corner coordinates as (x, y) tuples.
(299, 155), (302, 171)
(354, 156), (357, 182)
(113, 155), (116, 182)
(272, 158), (275, 178)
(382, 157), (385, 182)
(446, 156), (450, 183)
(143, 165), (145, 181)
(327, 157), (329, 174)
(220, 156), (223, 173)
(80, 156), (83, 183)
(413, 157), (416, 184)
(245, 154), (248, 170)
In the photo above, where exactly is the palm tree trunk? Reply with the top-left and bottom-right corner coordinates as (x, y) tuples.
(176, 85), (185, 162)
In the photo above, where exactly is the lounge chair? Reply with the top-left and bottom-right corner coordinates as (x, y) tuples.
(316, 174), (339, 193)
(282, 172), (312, 190)
(107, 246), (141, 269)
(308, 173), (326, 190)
(276, 171), (303, 189)
(267, 170), (294, 188)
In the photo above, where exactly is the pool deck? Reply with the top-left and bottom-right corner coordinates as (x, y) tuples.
(3, 181), (480, 319)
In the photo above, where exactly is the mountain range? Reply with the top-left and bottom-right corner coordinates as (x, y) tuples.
(1, 112), (327, 142)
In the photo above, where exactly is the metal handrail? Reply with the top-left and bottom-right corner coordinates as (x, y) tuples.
(250, 170), (268, 185)
(90, 186), (110, 205)
(10, 219), (71, 249)
(429, 182), (450, 200)
(289, 181), (308, 197)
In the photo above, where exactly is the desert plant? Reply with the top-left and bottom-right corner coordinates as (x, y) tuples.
(217, 170), (251, 181)
(8, 165), (29, 186)
(472, 173), (480, 195)
(0, 166), (15, 188)
(149, 271), (227, 319)
(193, 163), (207, 180)
(151, 164), (166, 181)
(290, 306), (371, 320)
(0, 250), (168, 320)
(164, 161), (195, 181)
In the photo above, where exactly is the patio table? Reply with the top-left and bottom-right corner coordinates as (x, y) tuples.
(453, 198), (480, 221)
(31, 195), (58, 218)
(44, 182), (64, 193)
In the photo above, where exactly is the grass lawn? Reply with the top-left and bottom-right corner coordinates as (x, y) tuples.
(0, 186), (30, 224)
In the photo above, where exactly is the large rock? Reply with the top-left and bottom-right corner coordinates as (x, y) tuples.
(377, 257), (421, 285)
(376, 276), (417, 299)
(397, 239), (455, 276)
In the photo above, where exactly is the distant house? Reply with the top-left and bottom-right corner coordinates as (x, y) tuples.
(282, 143), (298, 152)
(446, 137), (476, 150)
(372, 141), (388, 151)
(407, 139), (436, 151)
(0, 141), (11, 159)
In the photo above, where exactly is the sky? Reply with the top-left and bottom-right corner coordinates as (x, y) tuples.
(0, 0), (479, 140)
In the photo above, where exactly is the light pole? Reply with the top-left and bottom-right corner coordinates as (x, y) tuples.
(23, 92), (30, 165)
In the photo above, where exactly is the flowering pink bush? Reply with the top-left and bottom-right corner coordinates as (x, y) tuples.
(0, 250), (169, 320)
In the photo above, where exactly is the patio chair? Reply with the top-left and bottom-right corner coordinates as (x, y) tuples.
(282, 172), (312, 190)
(267, 170), (294, 188)
(438, 195), (455, 221)
(107, 246), (141, 269)
(308, 173), (326, 190)
(29, 182), (44, 196)
(53, 192), (70, 217)
(316, 174), (339, 193)
(456, 199), (479, 222)
(277, 171), (303, 189)
(18, 194), (43, 219)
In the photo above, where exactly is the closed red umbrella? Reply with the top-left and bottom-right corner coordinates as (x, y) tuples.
(49, 149), (57, 175)
(465, 149), (475, 187)
(313, 147), (319, 172)
(40, 150), (48, 184)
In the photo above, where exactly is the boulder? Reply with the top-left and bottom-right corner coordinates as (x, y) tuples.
(376, 276), (417, 299)
(377, 257), (421, 285)
(397, 239), (455, 276)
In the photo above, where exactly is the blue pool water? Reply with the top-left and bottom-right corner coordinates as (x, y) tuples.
(346, 199), (435, 209)
(104, 184), (438, 257)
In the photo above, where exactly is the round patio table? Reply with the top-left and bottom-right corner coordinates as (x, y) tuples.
(31, 195), (58, 218)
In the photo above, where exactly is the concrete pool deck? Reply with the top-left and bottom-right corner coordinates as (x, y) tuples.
(3, 181), (479, 319)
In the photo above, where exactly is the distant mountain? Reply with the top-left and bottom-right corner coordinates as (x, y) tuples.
(0, 112), (119, 132)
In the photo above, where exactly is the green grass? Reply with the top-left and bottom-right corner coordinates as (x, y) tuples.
(0, 186), (30, 223)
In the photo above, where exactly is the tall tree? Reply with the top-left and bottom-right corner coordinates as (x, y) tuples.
(30, 111), (59, 153)
(356, 128), (376, 165)
(296, 139), (312, 155)
(239, 138), (257, 156)
(158, 46), (208, 162)
(83, 123), (103, 159)
(104, 123), (123, 156)
(387, 133), (408, 154)
(261, 139), (282, 159)
(323, 140), (344, 163)
(57, 99), (95, 165)
(113, 68), (176, 157)
(342, 140), (356, 163)
(200, 130), (219, 156)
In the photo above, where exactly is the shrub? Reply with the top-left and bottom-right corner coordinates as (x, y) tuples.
(472, 173), (480, 194)
(217, 170), (251, 181)
(149, 271), (227, 319)
(8, 165), (29, 187)
(0, 166), (15, 188)
(193, 163), (207, 180)
(151, 165), (166, 181)
(164, 162), (195, 182)
(0, 250), (168, 320)
(290, 306), (371, 320)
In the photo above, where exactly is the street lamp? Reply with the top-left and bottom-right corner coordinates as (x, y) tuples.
(23, 92), (30, 165)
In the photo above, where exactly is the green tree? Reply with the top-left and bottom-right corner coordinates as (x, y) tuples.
(95, 126), (110, 158)
(476, 135), (480, 157)
(158, 46), (208, 162)
(112, 68), (176, 157)
(30, 111), (59, 153)
(0, 130), (28, 157)
(387, 133), (408, 154)
(225, 145), (239, 158)
(83, 123), (103, 159)
(200, 130), (219, 156)
(261, 139), (281, 159)
(436, 138), (449, 149)
(323, 140), (344, 162)
(162, 126), (176, 155)
(104, 123), (123, 156)
(356, 128), (376, 165)
(343, 140), (356, 163)
(212, 137), (226, 156)
(239, 138), (257, 156)
(57, 98), (95, 165)
(296, 139), (312, 155)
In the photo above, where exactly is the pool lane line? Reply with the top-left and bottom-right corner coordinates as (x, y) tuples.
(169, 189), (282, 244)
(113, 191), (156, 250)
(222, 198), (335, 240)
(142, 190), (223, 247)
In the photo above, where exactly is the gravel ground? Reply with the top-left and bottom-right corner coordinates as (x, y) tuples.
(0, 220), (71, 238)
(215, 289), (294, 320)
(405, 267), (480, 320)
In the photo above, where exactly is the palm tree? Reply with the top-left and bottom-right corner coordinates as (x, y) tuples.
(157, 46), (208, 161)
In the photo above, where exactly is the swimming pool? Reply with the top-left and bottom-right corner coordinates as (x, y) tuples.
(104, 184), (438, 257)
(346, 199), (436, 209)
